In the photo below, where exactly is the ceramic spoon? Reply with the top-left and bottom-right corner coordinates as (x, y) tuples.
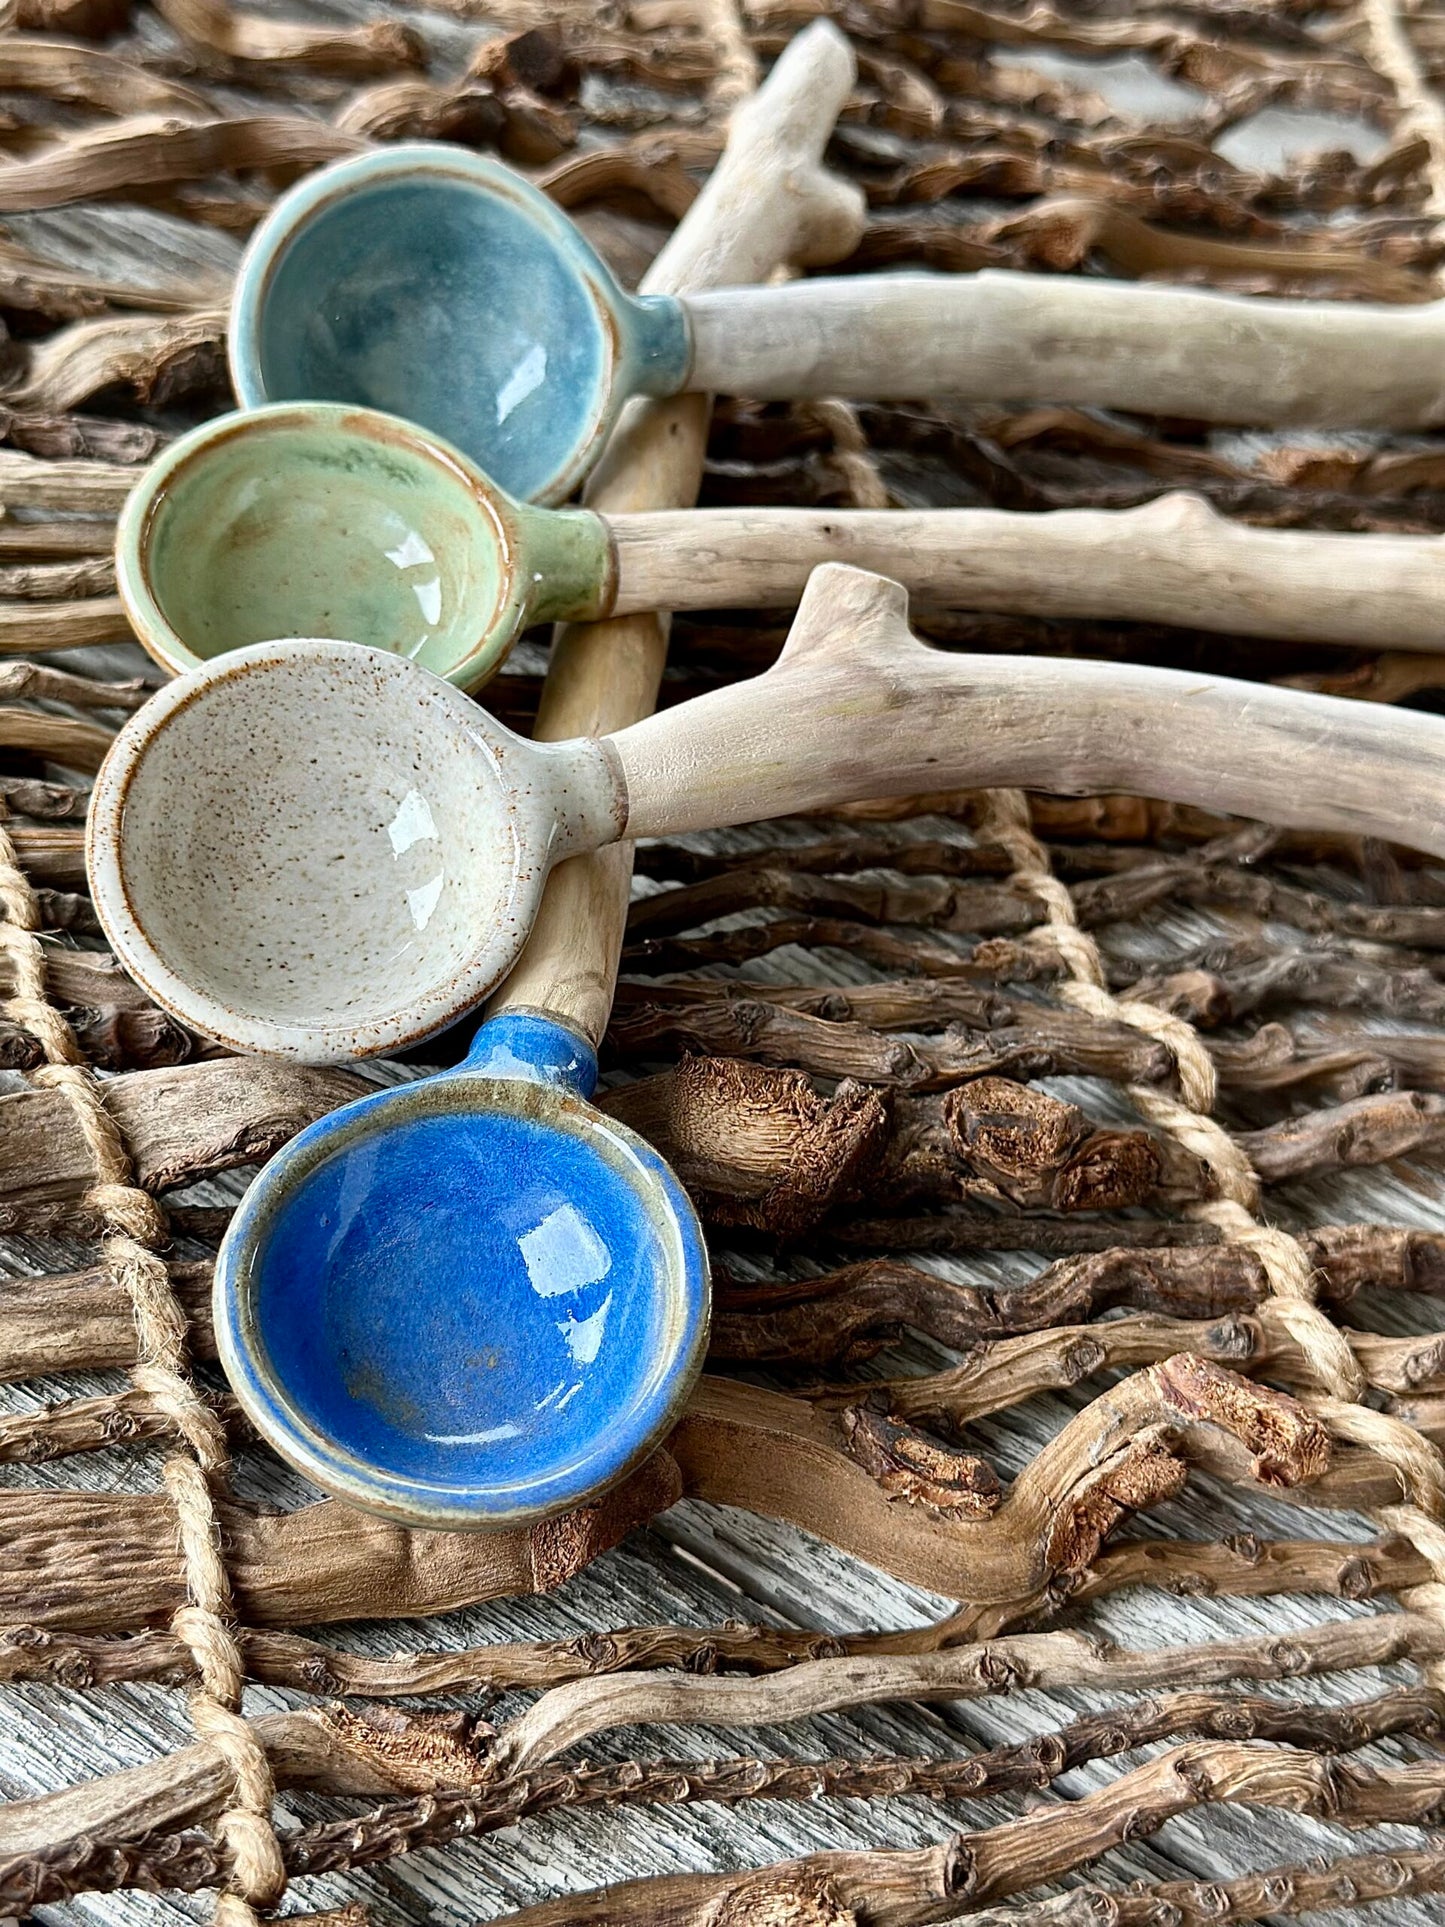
(89, 562), (1445, 1070)
(229, 143), (1445, 508)
(208, 19), (853, 1539)
(212, 1004), (710, 1532)
(114, 401), (1445, 692)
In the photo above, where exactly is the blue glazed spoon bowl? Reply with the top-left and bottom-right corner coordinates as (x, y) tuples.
(216, 1010), (708, 1530)
(230, 145), (691, 509)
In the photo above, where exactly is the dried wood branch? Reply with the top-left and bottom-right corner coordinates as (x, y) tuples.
(11, 1693), (1445, 1906)
(0, 521), (114, 557)
(2, 310), (228, 414)
(0, 1361), (1330, 1627)
(4, 1615), (1440, 1864)
(0, 660), (142, 708)
(0, 116), (365, 212)
(0, 1448), (683, 1634)
(0, 449), (137, 510)
(608, 975), (1445, 1105)
(0, 555), (115, 597)
(0, 228), (229, 319)
(0, 1057), (365, 1233)
(1239, 1089), (1445, 1183)
(459, 1734), (1445, 1925)
(0, 774), (84, 817)
(0, 596), (132, 651)
(0, 1385), (231, 1462)
(0, 36), (212, 113)
(956, 1851), (1445, 1927)
(151, 0), (422, 74)
(713, 1226), (1445, 1364)
(0, 1529), (1425, 1697)
(605, 1061), (1175, 1231)
(607, 981), (1170, 1089)
(805, 1308), (1445, 1427)
(621, 918), (1041, 982)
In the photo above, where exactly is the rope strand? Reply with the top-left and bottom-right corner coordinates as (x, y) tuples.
(3, 808), (284, 1923)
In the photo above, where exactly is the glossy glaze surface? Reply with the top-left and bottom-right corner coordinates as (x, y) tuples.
(86, 639), (625, 1061)
(115, 402), (614, 688)
(214, 1012), (711, 1529)
(230, 146), (690, 506)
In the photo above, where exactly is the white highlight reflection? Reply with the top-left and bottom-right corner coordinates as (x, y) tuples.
(518, 1204), (611, 1298)
(496, 342), (547, 424)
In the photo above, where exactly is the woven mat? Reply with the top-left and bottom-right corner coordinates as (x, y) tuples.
(3, 1), (1445, 1923)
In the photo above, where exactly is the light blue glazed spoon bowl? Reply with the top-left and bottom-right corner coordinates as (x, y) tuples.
(230, 145), (691, 509)
(215, 1009), (708, 1531)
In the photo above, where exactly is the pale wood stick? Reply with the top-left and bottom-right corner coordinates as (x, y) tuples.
(606, 495), (1445, 651)
(488, 19), (865, 1045)
(0, 449), (133, 511)
(611, 566), (1445, 859)
(686, 272), (1445, 427)
(0, 597), (131, 651)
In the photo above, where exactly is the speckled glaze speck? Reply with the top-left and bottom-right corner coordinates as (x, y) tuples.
(115, 402), (615, 689)
(215, 1010), (710, 1531)
(229, 144), (692, 508)
(85, 639), (627, 1061)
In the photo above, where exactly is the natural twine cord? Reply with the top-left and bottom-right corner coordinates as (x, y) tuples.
(0, 817), (284, 1922)
(975, 787), (1445, 1682)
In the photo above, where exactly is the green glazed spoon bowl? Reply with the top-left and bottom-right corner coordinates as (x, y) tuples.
(115, 403), (614, 688)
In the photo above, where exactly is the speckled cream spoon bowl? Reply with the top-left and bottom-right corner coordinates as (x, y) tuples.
(88, 564), (1445, 1065)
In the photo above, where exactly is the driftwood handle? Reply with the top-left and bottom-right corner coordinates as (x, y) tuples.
(608, 494), (1445, 652)
(609, 564), (1445, 859)
(685, 272), (1445, 427)
(486, 21), (864, 1045)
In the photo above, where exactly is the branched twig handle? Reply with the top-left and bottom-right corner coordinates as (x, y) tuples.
(610, 564), (1445, 859)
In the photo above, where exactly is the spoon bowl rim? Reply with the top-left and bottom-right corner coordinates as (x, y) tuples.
(85, 636), (548, 1062)
(213, 1067), (712, 1530)
(228, 141), (631, 508)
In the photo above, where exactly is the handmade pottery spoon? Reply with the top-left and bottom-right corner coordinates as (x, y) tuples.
(213, 1005), (709, 1530)
(113, 401), (1445, 691)
(214, 19), (852, 1538)
(89, 564), (1445, 1067)
(229, 143), (1445, 507)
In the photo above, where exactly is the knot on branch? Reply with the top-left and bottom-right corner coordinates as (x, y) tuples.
(322, 1705), (493, 1793)
(941, 1078), (1161, 1211)
(712, 1869), (856, 1927)
(1045, 1434), (1189, 1575)
(529, 1449), (682, 1593)
(1151, 1353), (1330, 1487)
(840, 1406), (1001, 1516)
(604, 1059), (887, 1236)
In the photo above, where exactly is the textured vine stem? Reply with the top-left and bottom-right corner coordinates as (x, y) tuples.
(4, 1687), (1443, 1906)
(4, 1616), (1442, 1865)
(711, 1228), (1445, 1365)
(0, 1357), (1337, 1625)
(966, 783), (1445, 1701)
(470, 1741), (1445, 1925)
(0, 1538), (1425, 1692)
(932, 1851), (1445, 1927)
